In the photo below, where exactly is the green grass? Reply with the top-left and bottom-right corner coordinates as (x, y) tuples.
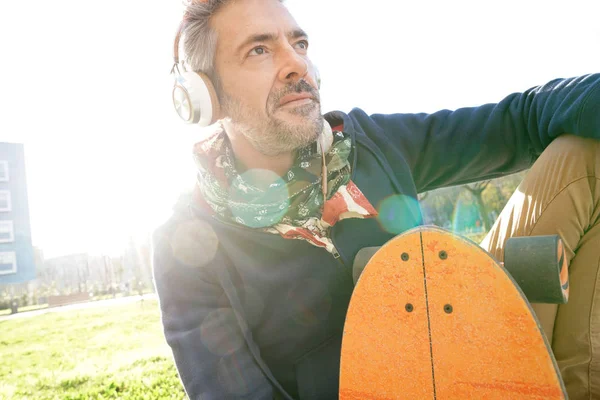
(0, 299), (186, 399)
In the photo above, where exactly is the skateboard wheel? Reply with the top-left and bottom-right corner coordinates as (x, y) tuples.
(503, 235), (569, 304)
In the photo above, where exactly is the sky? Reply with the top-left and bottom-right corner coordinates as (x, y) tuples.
(0, 0), (598, 258)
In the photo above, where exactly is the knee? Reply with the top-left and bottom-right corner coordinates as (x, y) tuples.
(539, 134), (600, 178)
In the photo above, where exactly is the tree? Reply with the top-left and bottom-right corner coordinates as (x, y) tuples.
(465, 181), (492, 231)
(419, 171), (528, 236)
(420, 186), (463, 228)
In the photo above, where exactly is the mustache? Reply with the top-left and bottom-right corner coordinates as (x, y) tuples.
(269, 79), (320, 108)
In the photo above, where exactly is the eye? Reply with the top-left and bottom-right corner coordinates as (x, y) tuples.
(295, 40), (309, 51)
(248, 46), (267, 56)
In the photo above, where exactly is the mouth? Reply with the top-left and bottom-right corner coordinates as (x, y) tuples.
(279, 92), (315, 108)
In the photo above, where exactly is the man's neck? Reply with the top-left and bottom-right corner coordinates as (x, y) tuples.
(224, 123), (295, 187)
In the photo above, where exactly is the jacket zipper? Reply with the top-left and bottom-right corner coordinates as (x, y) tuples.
(332, 247), (342, 261)
(330, 226), (346, 267)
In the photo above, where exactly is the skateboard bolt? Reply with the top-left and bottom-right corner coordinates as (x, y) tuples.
(444, 304), (453, 314)
(405, 303), (414, 312)
(439, 250), (448, 260)
(401, 253), (409, 261)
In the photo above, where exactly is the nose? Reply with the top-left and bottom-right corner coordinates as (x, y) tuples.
(276, 45), (309, 84)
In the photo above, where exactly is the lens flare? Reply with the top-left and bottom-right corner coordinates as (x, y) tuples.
(229, 169), (290, 228)
(200, 309), (245, 356)
(287, 279), (332, 327)
(218, 285), (265, 329)
(377, 195), (422, 235)
(217, 350), (269, 396)
(451, 195), (483, 235)
(170, 220), (219, 268)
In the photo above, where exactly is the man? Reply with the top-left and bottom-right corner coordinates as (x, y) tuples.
(153, 0), (600, 398)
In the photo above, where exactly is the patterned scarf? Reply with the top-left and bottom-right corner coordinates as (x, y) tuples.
(193, 121), (377, 253)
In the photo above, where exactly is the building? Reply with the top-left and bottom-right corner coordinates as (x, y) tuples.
(0, 142), (35, 284)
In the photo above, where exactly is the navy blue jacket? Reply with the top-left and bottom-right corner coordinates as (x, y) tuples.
(153, 74), (600, 400)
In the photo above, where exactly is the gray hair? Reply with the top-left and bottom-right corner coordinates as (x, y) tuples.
(181, 0), (284, 80)
(181, 0), (227, 79)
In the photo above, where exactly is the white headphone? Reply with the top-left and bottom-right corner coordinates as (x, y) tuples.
(171, 21), (221, 127)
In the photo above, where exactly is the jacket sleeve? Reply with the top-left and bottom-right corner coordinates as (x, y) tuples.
(152, 218), (273, 400)
(357, 73), (600, 193)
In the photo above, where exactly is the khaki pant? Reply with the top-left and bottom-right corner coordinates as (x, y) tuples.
(480, 134), (600, 400)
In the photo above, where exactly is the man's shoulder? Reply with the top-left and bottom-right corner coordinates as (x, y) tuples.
(152, 191), (222, 277)
(325, 108), (401, 146)
(324, 108), (376, 137)
(153, 191), (194, 240)
(324, 108), (369, 126)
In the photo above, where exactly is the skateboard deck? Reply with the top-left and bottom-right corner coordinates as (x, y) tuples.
(339, 226), (567, 399)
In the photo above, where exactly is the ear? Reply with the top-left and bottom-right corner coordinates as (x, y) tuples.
(215, 97), (227, 121)
(208, 74), (228, 122)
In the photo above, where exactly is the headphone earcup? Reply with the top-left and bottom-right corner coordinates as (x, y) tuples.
(172, 71), (221, 127)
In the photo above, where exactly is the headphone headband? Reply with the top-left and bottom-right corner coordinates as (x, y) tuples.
(173, 19), (185, 66)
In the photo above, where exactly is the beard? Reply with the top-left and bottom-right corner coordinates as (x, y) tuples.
(219, 79), (324, 157)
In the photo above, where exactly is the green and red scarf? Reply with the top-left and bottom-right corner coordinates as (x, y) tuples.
(192, 121), (377, 253)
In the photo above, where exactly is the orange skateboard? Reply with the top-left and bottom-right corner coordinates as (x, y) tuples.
(340, 226), (569, 399)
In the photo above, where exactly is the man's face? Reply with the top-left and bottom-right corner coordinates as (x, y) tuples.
(212, 0), (323, 157)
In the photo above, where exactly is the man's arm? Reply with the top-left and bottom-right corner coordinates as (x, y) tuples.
(353, 73), (600, 193)
(152, 219), (273, 400)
